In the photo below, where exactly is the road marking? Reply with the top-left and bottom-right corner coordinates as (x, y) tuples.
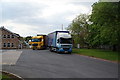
(0, 63), (15, 65)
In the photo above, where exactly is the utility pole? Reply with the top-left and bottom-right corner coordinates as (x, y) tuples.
(62, 24), (63, 31)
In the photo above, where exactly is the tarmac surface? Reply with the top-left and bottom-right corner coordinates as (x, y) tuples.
(2, 49), (118, 78)
(2, 50), (22, 65)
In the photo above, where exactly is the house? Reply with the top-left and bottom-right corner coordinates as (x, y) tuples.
(0, 26), (23, 49)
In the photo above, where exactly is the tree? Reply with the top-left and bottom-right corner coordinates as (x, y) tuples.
(90, 1), (120, 51)
(67, 14), (89, 48)
(24, 36), (32, 43)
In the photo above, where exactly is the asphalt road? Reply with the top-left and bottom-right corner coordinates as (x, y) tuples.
(2, 49), (118, 78)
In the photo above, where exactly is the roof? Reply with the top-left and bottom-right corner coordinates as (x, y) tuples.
(48, 31), (69, 35)
(32, 36), (43, 39)
(0, 26), (21, 37)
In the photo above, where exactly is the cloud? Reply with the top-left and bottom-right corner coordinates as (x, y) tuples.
(2, 0), (99, 3)
(2, 2), (47, 21)
(1, 0), (98, 37)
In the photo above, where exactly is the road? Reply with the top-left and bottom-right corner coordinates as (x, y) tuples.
(2, 49), (118, 78)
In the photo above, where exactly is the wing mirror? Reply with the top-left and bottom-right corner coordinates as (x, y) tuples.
(57, 39), (59, 43)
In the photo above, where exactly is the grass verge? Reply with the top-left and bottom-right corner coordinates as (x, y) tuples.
(72, 48), (119, 62)
(0, 74), (2, 79)
(0, 73), (13, 80)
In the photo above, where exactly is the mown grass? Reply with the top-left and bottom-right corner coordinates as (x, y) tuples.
(72, 48), (119, 62)
(0, 74), (13, 80)
(0, 74), (2, 79)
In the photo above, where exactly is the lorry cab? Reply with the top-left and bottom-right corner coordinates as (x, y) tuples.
(30, 35), (47, 50)
(48, 31), (72, 53)
(56, 32), (72, 53)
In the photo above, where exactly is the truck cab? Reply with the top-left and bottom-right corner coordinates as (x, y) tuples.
(29, 35), (47, 50)
(48, 31), (72, 53)
(56, 32), (72, 53)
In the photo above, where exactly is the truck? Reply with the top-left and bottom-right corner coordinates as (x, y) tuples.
(29, 35), (47, 50)
(48, 31), (72, 53)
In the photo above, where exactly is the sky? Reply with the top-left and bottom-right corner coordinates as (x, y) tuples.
(0, 0), (100, 37)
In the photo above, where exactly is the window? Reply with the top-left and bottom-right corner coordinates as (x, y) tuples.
(7, 35), (10, 38)
(3, 43), (6, 47)
(60, 38), (72, 44)
(3, 35), (6, 38)
(11, 43), (14, 47)
(7, 43), (10, 47)
(31, 38), (42, 42)
(11, 35), (14, 38)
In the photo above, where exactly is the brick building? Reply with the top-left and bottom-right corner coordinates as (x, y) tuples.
(0, 26), (22, 49)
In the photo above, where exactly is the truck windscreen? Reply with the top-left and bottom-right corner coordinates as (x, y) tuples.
(31, 38), (42, 42)
(60, 38), (72, 44)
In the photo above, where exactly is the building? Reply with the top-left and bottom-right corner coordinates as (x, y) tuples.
(0, 26), (22, 49)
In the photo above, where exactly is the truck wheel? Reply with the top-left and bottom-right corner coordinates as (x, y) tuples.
(68, 52), (72, 54)
(56, 48), (59, 53)
(49, 48), (53, 52)
(33, 48), (35, 50)
(51, 50), (53, 52)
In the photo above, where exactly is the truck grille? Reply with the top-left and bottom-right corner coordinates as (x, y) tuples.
(61, 45), (71, 48)
(32, 44), (38, 46)
(63, 48), (69, 51)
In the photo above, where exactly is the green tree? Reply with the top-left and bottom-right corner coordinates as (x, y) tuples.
(24, 36), (32, 43)
(67, 14), (89, 48)
(90, 1), (120, 51)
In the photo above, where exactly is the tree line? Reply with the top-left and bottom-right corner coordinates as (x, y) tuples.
(67, 1), (120, 51)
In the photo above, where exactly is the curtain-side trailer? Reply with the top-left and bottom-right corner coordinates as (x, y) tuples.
(48, 31), (72, 53)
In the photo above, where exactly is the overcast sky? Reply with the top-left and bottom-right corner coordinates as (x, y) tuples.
(0, 0), (99, 37)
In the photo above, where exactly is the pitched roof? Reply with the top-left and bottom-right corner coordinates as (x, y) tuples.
(0, 26), (21, 37)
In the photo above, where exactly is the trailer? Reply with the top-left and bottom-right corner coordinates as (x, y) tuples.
(48, 31), (72, 53)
